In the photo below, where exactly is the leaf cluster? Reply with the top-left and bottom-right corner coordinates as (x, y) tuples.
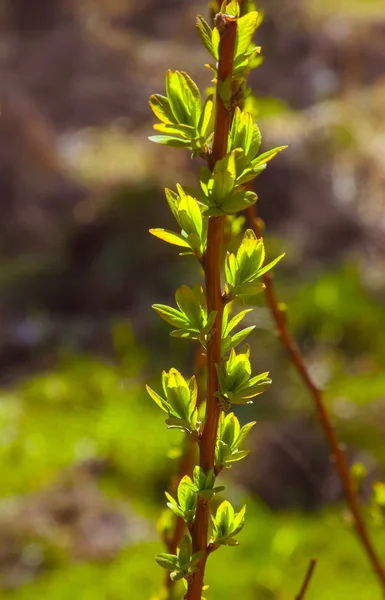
(165, 475), (197, 524)
(146, 368), (198, 434)
(225, 229), (284, 304)
(188, 466), (225, 500)
(165, 466), (225, 525)
(150, 186), (207, 257)
(149, 70), (213, 154)
(199, 151), (258, 215)
(152, 284), (216, 347)
(211, 500), (246, 546)
(222, 305), (255, 353)
(216, 411), (255, 469)
(197, 7), (262, 78)
(155, 535), (203, 581)
(216, 345), (271, 408)
(228, 108), (287, 185)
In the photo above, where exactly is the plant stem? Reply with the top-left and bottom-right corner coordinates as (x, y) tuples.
(295, 559), (317, 600)
(186, 14), (237, 600)
(245, 204), (385, 594)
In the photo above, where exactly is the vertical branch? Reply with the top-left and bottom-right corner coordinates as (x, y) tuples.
(245, 205), (385, 592)
(295, 559), (317, 600)
(187, 14), (237, 600)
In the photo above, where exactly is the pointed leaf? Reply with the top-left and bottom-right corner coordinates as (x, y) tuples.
(196, 16), (217, 59)
(251, 145), (287, 167)
(149, 135), (191, 147)
(225, 326), (256, 352)
(155, 553), (179, 571)
(198, 94), (214, 136)
(257, 253), (285, 276)
(235, 421), (256, 448)
(153, 123), (196, 138)
(150, 228), (191, 248)
(146, 385), (167, 412)
(236, 12), (259, 57)
(149, 94), (176, 125)
(152, 304), (189, 329)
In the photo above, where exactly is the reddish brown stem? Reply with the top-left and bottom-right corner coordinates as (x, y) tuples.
(186, 14), (237, 600)
(295, 559), (317, 600)
(245, 204), (385, 593)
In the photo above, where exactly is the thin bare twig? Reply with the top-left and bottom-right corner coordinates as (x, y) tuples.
(245, 205), (385, 593)
(295, 559), (317, 600)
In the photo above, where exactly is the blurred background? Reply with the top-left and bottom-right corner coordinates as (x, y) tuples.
(0, 0), (385, 598)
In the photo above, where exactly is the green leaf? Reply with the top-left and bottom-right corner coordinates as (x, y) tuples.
(165, 491), (178, 507)
(146, 384), (167, 412)
(175, 284), (205, 330)
(225, 309), (253, 336)
(170, 329), (201, 340)
(236, 164), (266, 186)
(152, 304), (189, 329)
(203, 310), (217, 335)
(165, 188), (180, 223)
(166, 70), (201, 128)
(236, 12), (259, 58)
(222, 412), (240, 447)
(152, 285), (214, 346)
(155, 369), (197, 434)
(216, 347), (271, 406)
(229, 109), (261, 163)
(196, 16), (216, 59)
(216, 412), (256, 469)
(231, 505), (246, 535)
(212, 500), (246, 545)
(220, 537), (239, 546)
(249, 122), (262, 159)
(148, 135), (191, 147)
(224, 450), (250, 464)
(224, 325), (255, 352)
(236, 421), (256, 448)
(153, 123), (197, 138)
(257, 253), (285, 277)
(223, 0), (240, 17)
(156, 188), (207, 257)
(251, 145), (287, 167)
(237, 229), (265, 283)
(149, 94), (176, 125)
(149, 228), (191, 248)
(220, 189), (257, 214)
(211, 152), (238, 204)
(198, 94), (214, 136)
(233, 282), (265, 305)
(178, 535), (192, 567)
(177, 476), (192, 509)
(218, 77), (233, 109)
(155, 553), (179, 571)
(225, 252), (238, 288)
(225, 235), (283, 302)
(217, 500), (234, 529)
(178, 194), (203, 239)
(189, 466), (223, 500)
(212, 26), (220, 60)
